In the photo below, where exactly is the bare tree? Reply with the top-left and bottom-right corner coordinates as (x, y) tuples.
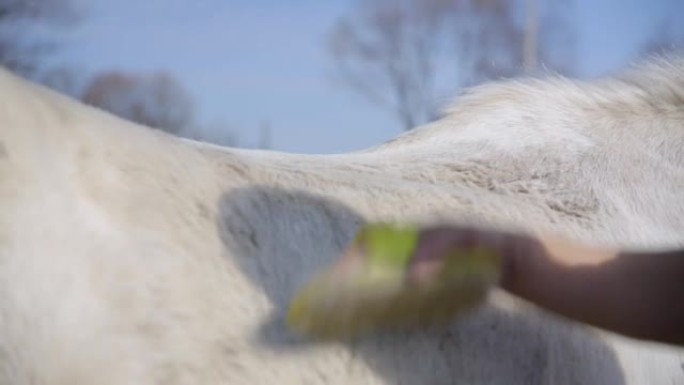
(451, 0), (524, 86)
(329, 0), (524, 130)
(0, 0), (82, 75)
(329, 0), (451, 130)
(82, 71), (195, 136)
(329, 0), (575, 131)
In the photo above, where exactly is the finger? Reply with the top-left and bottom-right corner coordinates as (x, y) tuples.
(407, 226), (499, 283)
(408, 256), (445, 285)
(406, 228), (458, 284)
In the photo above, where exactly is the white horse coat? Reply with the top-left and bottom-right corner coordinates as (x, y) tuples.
(1, 58), (683, 384)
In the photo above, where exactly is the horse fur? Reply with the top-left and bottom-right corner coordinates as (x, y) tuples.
(1, 57), (684, 384)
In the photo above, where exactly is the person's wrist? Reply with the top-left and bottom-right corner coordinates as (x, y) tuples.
(497, 232), (545, 294)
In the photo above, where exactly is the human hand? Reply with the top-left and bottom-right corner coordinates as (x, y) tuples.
(290, 223), (516, 338)
(331, 224), (543, 292)
(406, 225), (541, 291)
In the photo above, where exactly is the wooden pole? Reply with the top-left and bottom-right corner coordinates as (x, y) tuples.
(524, 0), (538, 72)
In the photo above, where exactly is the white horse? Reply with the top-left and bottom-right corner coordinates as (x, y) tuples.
(0, 57), (683, 384)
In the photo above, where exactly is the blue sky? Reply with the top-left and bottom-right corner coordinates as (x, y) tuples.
(50, 0), (683, 154)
